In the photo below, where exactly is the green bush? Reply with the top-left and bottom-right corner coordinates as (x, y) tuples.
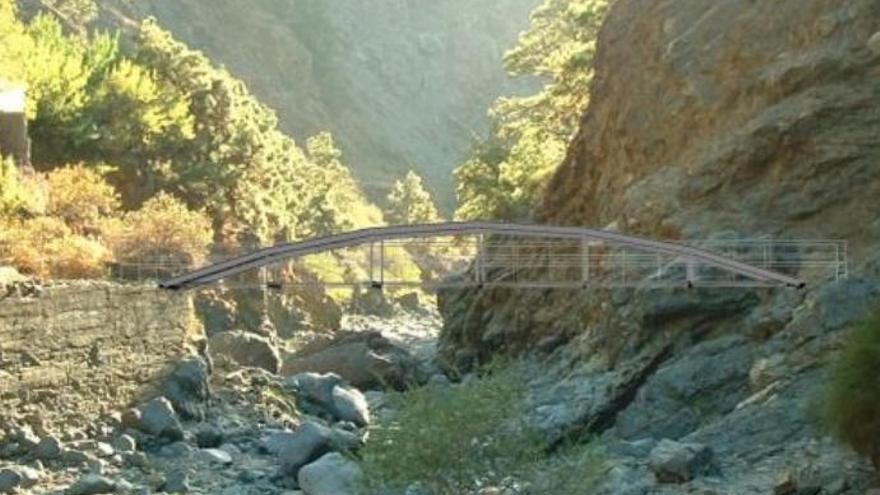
(821, 313), (880, 469)
(359, 361), (604, 494)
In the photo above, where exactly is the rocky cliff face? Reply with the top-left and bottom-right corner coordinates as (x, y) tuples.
(541, 0), (880, 252)
(99, 0), (540, 209)
(440, 1), (880, 492)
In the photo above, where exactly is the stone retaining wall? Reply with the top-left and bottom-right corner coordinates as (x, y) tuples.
(0, 282), (201, 431)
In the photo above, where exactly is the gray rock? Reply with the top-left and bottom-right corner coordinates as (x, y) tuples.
(297, 453), (363, 495)
(615, 335), (752, 441)
(33, 436), (63, 460)
(8, 425), (39, 450)
(4, 468), (38, 491)
(0, 469), (22, 493)
(648, 439), (719, 483)
(209, 330), (282, 374)
(65, 474), (116, 495)
(194, 448), (233, 465)
(161, 470), (190, 493)
(122, 452), (149, 469)
(60, 449), (95, 467)
(869, 32), (880, 55)
(158, 441), (193, 459)
(163, 357), (211, 421)
(288, 373), (344, 408)
(277, 422), (334, 477)
(282, 332), (418, 390)
(818, 278), (880, 331)
(111, 434), (136, 454)
(331, 385), (371, 426)
(195, 425), (224, 448)
(138, 397), (184, 441)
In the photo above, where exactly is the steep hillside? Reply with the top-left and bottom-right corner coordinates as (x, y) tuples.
(440, 1), (880, 492)
(541, 0), (880, 251)
(97, 0), (540, 209)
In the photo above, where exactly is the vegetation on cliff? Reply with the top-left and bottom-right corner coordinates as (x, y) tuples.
(821, 314), (880, 469)
(454, 0), (610, 221)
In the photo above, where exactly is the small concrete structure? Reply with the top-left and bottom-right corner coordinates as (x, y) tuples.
(0, 81), (29, 165)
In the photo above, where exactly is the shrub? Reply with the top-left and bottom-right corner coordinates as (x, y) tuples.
(821, 314), (880, 468)
(45, 164), (121, 235)
(0, 157), (47, 217)
(360, 360), (541, 494)
(107, 192), (212, 268)
(0, 216), (109, 278)
(360, 360), (604, 494)
(45, 234), (110, 279)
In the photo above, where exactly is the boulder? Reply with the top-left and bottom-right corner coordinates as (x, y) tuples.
(288, 372), (345, 409)
(65, 474), (116, 495)
(283, 332), (418, 390)
(163, 357), (211, 420)
(648, 439), (719, 483)
(277, 422), (334, 477)
(137, 397), (184, 441)
(209, 330), (282, 374)
(298, 452), (363, 495)
(331, 386), (371, 427)
(287, 373), (371, 425)
(263, 426), (363, 457)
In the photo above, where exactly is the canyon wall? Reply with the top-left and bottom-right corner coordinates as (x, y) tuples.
(0, 282), (201, 431)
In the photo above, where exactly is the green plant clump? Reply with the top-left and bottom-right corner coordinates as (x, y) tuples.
(821, 313), (880, 469)
(360, 361), (605, 494)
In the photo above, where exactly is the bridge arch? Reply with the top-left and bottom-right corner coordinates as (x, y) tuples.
(158, 222), (823, 291)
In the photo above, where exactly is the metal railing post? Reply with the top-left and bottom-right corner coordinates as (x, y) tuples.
(581, 238), (590, 286)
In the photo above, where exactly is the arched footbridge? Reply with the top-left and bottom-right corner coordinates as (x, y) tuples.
(157, 222), (848, 292)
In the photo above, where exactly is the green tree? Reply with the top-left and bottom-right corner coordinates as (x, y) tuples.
(454, 0), (610, 221)
(385, 170), (441, 225)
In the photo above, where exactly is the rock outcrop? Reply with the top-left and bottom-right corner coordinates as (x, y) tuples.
(440, 1), (880, 493)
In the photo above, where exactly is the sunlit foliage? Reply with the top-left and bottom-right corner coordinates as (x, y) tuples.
(45, 164), (120, 236)
(105, 192), (213, 268)
(455, 0), (610, 221)
(1, 0), (411, 286)
(385, 170), (442, 226)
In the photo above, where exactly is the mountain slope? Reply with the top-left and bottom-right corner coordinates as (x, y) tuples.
(98, 0), (540, 210)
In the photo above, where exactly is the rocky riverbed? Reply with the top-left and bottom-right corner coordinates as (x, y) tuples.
(2, 291), (879, 494)
(0, 305), (446, 495)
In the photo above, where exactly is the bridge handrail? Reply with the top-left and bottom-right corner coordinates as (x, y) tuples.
(158, 222), (806, 290)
